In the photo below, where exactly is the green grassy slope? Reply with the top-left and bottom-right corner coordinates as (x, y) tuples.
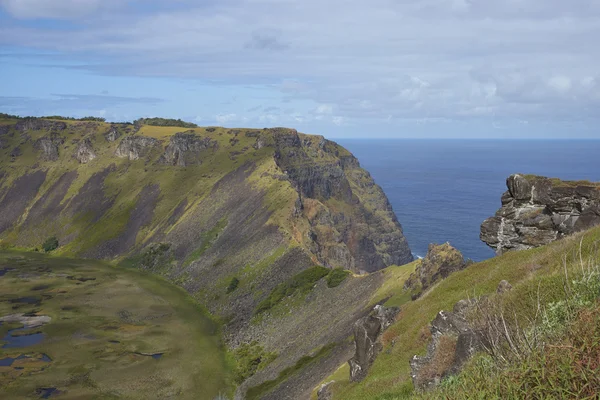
(319, 225), (600, 399)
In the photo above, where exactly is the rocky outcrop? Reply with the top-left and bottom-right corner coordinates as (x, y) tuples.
(74, 138), (97, 164)
(15, 118), (66, 133)
(410, 299), (482, 391)
(158, 131), (218, 166)
(348, 305), (399, 382)
(481, 174), (600, 254)
(404, 243), (466, 299)
(34, 134), (65, 161)
(317, 381), (335, 400)
(115, 135), (158, 160)
(104, 125), (121, 142)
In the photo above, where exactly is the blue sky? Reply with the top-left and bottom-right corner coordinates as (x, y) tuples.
(0, 0), (599, 138)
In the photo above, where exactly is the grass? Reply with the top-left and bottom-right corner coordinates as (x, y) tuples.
(183, 217), (228, 266)
(0, 250), (233, 399)
(255, 266), (330, 314)
(320, 225), (600, 400)
(246, 343), (337, 400)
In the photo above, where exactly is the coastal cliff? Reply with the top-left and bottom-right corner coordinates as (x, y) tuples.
(0, 115), (412, 398)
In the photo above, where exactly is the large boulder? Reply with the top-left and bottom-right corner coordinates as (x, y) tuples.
(348, 305), (399, 382)
(404, 243), (466, 298)
(74, 138), (97, 164)
(158, 131), (218, 166)
(481, 174), (600, 254)
(410, 299), (482, 391)
(115, 135), (159, 160)
(34, 134), (65, 161)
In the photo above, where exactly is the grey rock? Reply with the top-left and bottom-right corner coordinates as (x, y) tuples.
(348, 305), (399, 382)
(34, 134), (65, 161)
(115, 135), (158, 160)
(74, 138), (97, 164)
(497, 280), (513, 294)
(481, 174), (600, 254)
(104, 125), (121, 142)
(15, 118), (66, 133)
(158, 132), (218, 166)
(410, 302), (483, 391)
(317, 381), (335, 400)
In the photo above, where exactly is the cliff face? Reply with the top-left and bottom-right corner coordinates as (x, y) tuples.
(481, 174), (600, 254)
(0, 116), (411, 398)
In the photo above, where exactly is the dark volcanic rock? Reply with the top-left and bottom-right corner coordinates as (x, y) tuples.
(0, 171), (47, 233)
(158, 132), (218, 166)
(317, 381), (335, 400)
(348, 305), (399, 382)
(481, 174), (600, 254)
(404, 243), (466, 298)
(34, 134), (65, 161)
(74, 138), (96, 164)
(115, 135), (158, 160)
(410, 300), (483, 391)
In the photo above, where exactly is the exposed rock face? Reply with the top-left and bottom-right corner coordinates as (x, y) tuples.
(349, 305), (399, 382)
(115, 135), (158, 160)
(269, 128), (413, 272)
(481, 174), (600, 254)
(404, 243), (466, 298)
(74, 138), (97, 164)
(104, 125), (121, 142)
(15, 118), (66, 133)
(497, 280), (513, 294)
(34, 134), (65, 161)
(410, 300), (482, 391)
(158, 132), (218, 166)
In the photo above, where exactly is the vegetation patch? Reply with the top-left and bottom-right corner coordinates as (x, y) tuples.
(226, 277), (240, 294)
(246, 343), (336, 400)
(42, 236), (59, 253)
(133, 117), (197, 128)
(255, 266), (329, 314)
(232, 341), (277, 383)
(183, 217), (228, 266)
(326, 268), (351, 288)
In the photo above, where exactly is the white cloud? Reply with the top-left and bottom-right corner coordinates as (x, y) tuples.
(0, 0), (108, 19)
(215, 113), (238, 124)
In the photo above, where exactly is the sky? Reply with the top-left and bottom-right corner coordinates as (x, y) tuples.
(0, 0), (599, 139)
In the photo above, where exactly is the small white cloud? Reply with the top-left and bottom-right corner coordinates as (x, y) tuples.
(548, 75), (572, 93)
(215, 113), (238, 124)
(332, 116), (344, 126)
(316, 104), (333, 114)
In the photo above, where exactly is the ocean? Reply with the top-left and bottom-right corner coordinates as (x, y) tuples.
(338, 140), (600, 262)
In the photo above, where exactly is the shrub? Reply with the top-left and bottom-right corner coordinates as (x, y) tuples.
(255, 266), (329, 314)
(233, 341), (277, 383)
(326, 268), (350, 288)
(42, 236), (59, 252)
(227, 277), (240, 293)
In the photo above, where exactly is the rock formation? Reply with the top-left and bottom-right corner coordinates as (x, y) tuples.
(34, 134), (65, 161)
(74, 138), (97, 164)
(481, 174), (600, 254)
(115, 135), (159, 160)
(158, 131), (218, 166)
(15, 117), (66, 133)
(348, 305), (399, 382)
(404, 243), (466, 299)
(410, 299), (482, 391)
(104, 125), (121, 142)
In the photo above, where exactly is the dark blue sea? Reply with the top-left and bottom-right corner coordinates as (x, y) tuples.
(338, 140), (600, 262)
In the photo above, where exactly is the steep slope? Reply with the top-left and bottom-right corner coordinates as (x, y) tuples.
(317, 224), (600, 399)
(0, 116), (412, 398)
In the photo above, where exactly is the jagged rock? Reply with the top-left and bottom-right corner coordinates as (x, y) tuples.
(497, 280), (512, 294)
(104, 125), (121, 142)
(158, 132), (218, 166)
(317, 381), (335, 400)
(74, 138), (97, 164)
(10, 146), (22, 158)
(15, 118), (66, 133)
(410, 301), (483, 391)
(34, 134), (65, 161)
(115, 135), (158, 160)
(481, 174), (600, 254)
(348, 305), (399, 382)
(404, 243), (466, 298)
